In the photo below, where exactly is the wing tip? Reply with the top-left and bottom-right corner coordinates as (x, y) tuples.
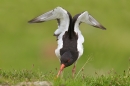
(28, 18), (44, 23)
(96, 25), (106, 30)
(100, 25), (106, 30)
(28, 19), (34, 23)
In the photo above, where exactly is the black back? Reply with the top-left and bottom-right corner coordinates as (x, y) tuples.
(60, 13), (81, 67)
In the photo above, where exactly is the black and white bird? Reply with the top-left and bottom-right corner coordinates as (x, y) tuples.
(28, 7), (106, 78)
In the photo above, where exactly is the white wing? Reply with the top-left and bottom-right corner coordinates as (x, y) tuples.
(74, 11), (106, 30)
(73, 11), (106, 59)
(28, 7), (72, 36)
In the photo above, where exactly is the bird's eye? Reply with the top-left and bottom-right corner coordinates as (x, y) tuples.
(65, 59), (70, 63)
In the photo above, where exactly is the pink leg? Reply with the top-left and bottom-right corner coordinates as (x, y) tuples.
(72, 64), (76, 78)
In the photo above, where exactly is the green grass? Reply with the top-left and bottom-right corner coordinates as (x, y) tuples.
(0, 68), (130, 86)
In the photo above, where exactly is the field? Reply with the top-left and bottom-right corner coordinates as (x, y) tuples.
(0, 0), (130, 85)
(0, 69), (130, 85)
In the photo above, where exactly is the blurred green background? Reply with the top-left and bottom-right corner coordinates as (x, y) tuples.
(0, 0), (130, 75)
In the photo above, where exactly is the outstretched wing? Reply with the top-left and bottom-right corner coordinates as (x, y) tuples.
(73, 11), (106, 30)
(28, 7), (72, 36)
(29, 7), (68, 23)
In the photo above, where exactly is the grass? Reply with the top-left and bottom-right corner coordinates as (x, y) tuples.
(0, 68), (130, 86)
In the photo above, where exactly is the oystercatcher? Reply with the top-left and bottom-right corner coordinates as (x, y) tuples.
(28, 7), (106, 78)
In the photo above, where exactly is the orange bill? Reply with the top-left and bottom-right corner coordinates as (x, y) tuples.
(56, 64), (65, 78)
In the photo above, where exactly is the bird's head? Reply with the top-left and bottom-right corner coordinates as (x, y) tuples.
(60, 56), (74, 68)
(60, 51), (75, 68)
(57, 51), (76, 77)
(57, 57), (74, 77)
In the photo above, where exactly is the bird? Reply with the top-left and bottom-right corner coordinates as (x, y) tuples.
(28, 7), (106, 78)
